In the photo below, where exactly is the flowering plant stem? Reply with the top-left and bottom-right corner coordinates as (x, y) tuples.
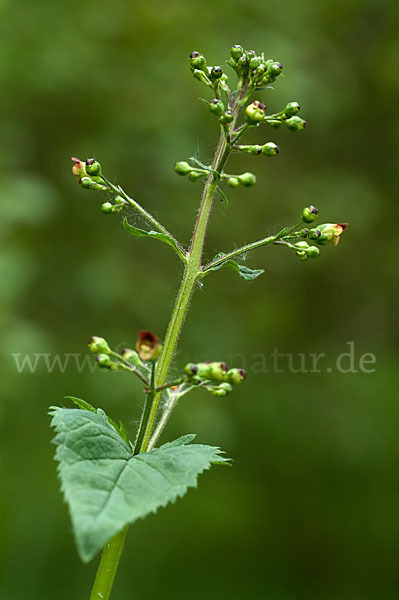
(89, 103), (236, 600)
(89, 526), (128, 600)
(59, 45), (347, 600)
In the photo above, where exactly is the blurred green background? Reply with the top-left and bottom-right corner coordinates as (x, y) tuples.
(1, 0), (398, 598)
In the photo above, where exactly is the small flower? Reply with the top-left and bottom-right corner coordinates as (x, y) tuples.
(71, 157), (87, 182)
(135, 331), (162, 361)
(308, 223), (348, 246)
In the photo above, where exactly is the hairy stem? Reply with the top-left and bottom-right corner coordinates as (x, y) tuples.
(89, 526), (128, 600)
(138, 84), (251, 452)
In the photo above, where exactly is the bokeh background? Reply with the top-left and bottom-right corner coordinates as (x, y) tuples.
(1, 0), (398, 598)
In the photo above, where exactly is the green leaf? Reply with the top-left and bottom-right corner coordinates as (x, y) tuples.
(50, 407), (228, 562)
(122, 218), (186, 263)
(204, 253), (264, 281)
(65, 396), (130, 445)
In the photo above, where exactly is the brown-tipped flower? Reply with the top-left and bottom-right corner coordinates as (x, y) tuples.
(135, 331), (162, 362)
(71, 157), (87, 183)
(309, 223), (348, 246)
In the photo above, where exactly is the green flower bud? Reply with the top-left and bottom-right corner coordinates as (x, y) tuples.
(174, 161), (191, 176)
(184, 363), (198, 377)
(227, 177), (240, 187)
(80, 177), (108, 191)
(238, 172), (257, 187)
(294, 241), (310, 251)
(210, 66), (223, 80)
(249, 56), (262, 70)
(306, 245), (320, 258)
(96, 353), (113, 368)
(85, 158), (102, 176)
(226, 368), (246, 385)
(254, 63), (266, 76)
(208, 382), (233, 397)
(101, 202), (113, 214)
(261, 142), (279, 156)
(196, 362), (228, 382)
(267, 119), (282, 128)
(189, 171), (203, 182)
(237, 55), (248, 68)
(301, 205), (319, 223)
(80, 177), (93, 189)
(236, 145), (262, 155)
(88, 336), (111, 354)
(284, 102), (300, 116)
(114, 195), (124, 205)
(231, 44), (244, 60)
(209, 99), (224, 116)
(121, 348), (142, 366)
(245, 100), (266, 124)
(189, 51), (206, 70)
(220, 110), (234, 124)
(286, 116), (306, 132)
(192, 69), (209, 84)
(267, 61), (283, 77)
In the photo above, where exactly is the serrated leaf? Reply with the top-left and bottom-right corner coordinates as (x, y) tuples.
(204, 253), (264, 281)
(122, 218), (186, 263)
(65, 396), (130, 445)
(50, 407), (228, 562)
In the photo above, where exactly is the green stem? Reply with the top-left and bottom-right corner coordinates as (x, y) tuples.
(137, 84), (251, 451)
(135, 362), (156, 454)
(89, 526), (128, 600)
(201, 226), (292, 272)
(101, 176), (185, 254)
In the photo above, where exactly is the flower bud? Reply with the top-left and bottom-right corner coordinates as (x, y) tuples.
(261, 142), (279, 156)
(210, 66), (223, 80)
(231, 44), (244, 60)
(301, 205), (319, 223)
(236, 144), (262, 155)
(306, 245), (320, 258)
(196, 361), (228, 382)
(226, 368), (246, 385)
(96, 354), (113, 368)
(174, 161), (191, 176)
(189, 171), (203, 182)
(89, 336), (111, 354)
(101, 202), (113, 214)
(114, 195), (124, 205)
(238, 172), (257, 187)
(284, 102), (300, 116)
(184, 363), (198, 377)
(227, 177), (240, 187)
(286, 116), (306, 132)
(209, 99), (224, 116)
(267, 119), (282, 129)
(237, 55), (248, 68)
(220, 110), (234, 124)
(121, 348), (142, 366)
(267, 61), (283, 77)
(80, 177), (108, 191)
(189, 51), (206, 70)
(135, 331), (162, 361)
(208, 382), (233, 397)
(255, 63), (266, 75)
(85, 158), (102, 176)
(193, 69), (209, 84)
(245, 100), (266, 124)
(249, 56), (262, 70)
